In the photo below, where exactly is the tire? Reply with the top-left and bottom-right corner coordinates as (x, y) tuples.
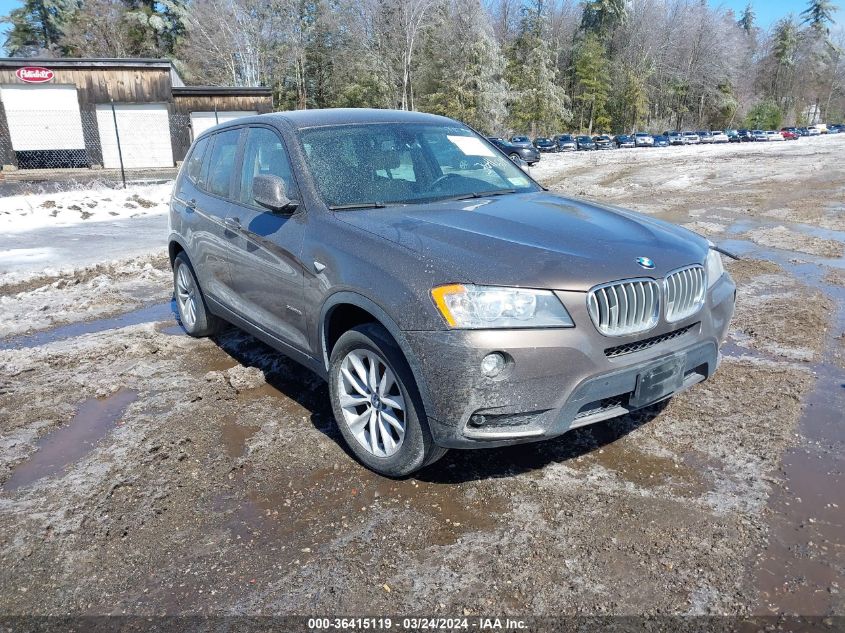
(328, 323), (447, 477)
(172, 252), (224, 337)
(509, 153), (520, 163)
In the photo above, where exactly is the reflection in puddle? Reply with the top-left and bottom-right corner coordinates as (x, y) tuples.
(0, 302), (174, 350)
(3, 388), (138, 491)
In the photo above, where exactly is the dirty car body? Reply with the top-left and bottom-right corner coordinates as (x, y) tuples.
(168, 108), (736, 476)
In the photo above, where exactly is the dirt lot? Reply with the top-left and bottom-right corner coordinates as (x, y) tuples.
(1, 137), (843, 622)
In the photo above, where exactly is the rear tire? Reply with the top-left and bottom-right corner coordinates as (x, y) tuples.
(172, 252), (223, 337)
(328, 323), (447, 477)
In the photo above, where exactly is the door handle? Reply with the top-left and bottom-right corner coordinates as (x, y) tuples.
(224, 217), (241, 230)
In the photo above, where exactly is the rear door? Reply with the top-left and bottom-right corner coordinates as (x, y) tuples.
(179, 128), (243, 305)
(224, 125), (309, 350)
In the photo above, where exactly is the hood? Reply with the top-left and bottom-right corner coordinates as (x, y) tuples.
(335, 192), (708, 292)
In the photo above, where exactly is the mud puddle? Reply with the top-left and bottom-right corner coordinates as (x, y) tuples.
(754, 269), (845, 614)
(0, 301), (175, 350)
(2, 388), (138, 491)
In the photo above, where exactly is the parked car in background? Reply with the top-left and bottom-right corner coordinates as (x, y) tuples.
(806, 126), (822, 136)
(726, 129), (741, 142)
(826, 123), (842, 133)
(766, 130), (785, 141)
(555, 134), (577, 151)
(796, 127), (810, 136)
(751, 130), (768, 141)
(534, 137), (557, 153)
(667, 131), (685, 145)
(736, 129), (754, 142)
(711, 131), (729, 143)
(615, 134), (635, 148)
(170, 108), (736, 476)
(697, 131), (714, 144)
(780, 128), (800, 140)
(576, 135), (596, 150)
(634, 133), (655, 147)
(682, 131), (700, 144)
(489, 137), (540, 165)
(510, 136), (534, 147)
(653, 135), (670, 147)
(593, 135), (614, 150)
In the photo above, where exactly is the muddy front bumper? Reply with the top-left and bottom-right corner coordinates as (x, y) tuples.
(405, 273), (736, 449)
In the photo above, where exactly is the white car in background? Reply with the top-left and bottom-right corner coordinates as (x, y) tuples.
(634, 133), (654, 147)
(766, 130), (785, 141)
(682, 131), (700, 144)
(752, 129), (769, 141)
(711, 131), (729, 143)
(807, 125), (823, 136)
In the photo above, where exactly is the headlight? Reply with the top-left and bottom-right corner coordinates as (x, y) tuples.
(705, 245), (724, 288)
(431, 284), (574, 329)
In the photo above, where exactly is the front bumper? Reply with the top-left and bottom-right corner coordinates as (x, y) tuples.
(405, 274), (736, 449)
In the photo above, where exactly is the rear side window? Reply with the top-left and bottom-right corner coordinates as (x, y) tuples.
(185, 136), (209, 186)
(204, 129), (241, 198)
(238, 127), (298, 206)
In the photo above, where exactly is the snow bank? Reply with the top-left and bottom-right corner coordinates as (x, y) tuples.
(0, 182), (174, 234)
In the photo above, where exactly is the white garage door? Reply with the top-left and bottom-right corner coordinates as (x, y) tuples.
(0, 84), (85, 151)
(95, 103), (174, 169)
(190, 111), (257, 139)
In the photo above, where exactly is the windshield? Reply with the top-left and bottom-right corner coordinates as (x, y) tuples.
(299, 123), (539, 208)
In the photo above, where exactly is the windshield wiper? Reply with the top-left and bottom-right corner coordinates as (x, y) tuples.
(436, 189), (517, 203)
(328, 202), (387, 210)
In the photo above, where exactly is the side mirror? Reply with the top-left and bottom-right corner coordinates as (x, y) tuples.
(253, 174), (297, 212)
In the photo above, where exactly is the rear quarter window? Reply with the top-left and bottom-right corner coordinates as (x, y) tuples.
(204, 129), (242, 198)
(185, 136), (209, 186)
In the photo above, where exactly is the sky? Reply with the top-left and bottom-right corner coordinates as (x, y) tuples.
(0, 0), (841, 55)
(714, 0), (842, 28)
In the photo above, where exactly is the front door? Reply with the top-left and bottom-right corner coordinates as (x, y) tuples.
(225, 126), (309, 351)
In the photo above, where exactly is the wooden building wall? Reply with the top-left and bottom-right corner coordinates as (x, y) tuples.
(0, 64), (173, 168)
(0, 62), (274, 168)
(171, 93), (273, 160)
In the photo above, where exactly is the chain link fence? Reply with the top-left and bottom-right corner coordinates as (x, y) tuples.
(0, 105), (201, 191)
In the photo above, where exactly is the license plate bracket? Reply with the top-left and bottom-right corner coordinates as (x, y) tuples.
(630, 355), (685, 409)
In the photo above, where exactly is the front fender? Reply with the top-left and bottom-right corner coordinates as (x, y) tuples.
(318, 290), (437, 425)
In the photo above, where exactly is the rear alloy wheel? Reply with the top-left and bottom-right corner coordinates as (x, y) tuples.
(172, 252), (223, 337)
(329, 324), (447, 477)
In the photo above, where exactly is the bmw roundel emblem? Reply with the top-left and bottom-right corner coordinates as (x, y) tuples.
(636, 256), (655, 269)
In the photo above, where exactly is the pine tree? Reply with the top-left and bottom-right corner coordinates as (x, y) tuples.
(504, 0), (570, 135)
(737, 3), (755, 33)
(418, 0), (507, 132)
(801, 0), (839, 33)
(580, 0), (626, 38)
(3, 0), (76, 56)
(573, 32), (610, 134)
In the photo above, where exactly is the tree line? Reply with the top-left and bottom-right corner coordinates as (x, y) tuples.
(3, 0), (843, 135)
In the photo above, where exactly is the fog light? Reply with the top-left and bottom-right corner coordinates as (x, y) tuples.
(481, 352), (506, 377)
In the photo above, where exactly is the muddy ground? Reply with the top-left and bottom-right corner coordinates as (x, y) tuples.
(0, 137), (843, 621)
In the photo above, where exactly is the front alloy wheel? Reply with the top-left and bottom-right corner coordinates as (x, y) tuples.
(338, 349), (406, 457)
(328, 323), (447, 476)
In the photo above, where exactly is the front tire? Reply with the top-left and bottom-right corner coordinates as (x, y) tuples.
(172, 252), (223, 337)
(329, 324), (447, 477)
